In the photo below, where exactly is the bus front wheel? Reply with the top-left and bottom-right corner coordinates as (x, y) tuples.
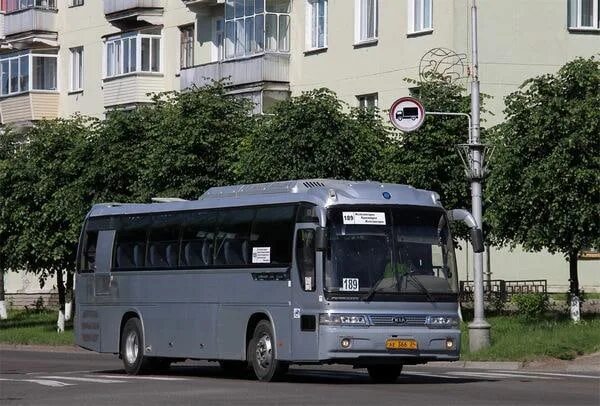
(367, 365), (403, 383)
(248, 320), (288, 382)
(121, 318), (152, 375)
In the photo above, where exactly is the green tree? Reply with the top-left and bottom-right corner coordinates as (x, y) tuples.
(236, 88), (390, 183)
(486, 57), (600, 297)
(6, 117), (95, 329)
(0, 128), (26, 319)
(88, 82), (253, 202)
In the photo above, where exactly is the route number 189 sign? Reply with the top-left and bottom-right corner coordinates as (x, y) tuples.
(389, 97), (426, 132)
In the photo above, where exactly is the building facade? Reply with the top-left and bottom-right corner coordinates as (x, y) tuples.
(1, 0), (599, 301)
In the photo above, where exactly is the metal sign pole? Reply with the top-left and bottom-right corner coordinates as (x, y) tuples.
(468, 0), (491, 351)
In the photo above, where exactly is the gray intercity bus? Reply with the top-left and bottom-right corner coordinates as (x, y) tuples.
(75, 179), (483, 382)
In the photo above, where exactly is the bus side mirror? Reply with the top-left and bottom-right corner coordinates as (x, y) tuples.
(470, 228), (485, 253)
(315, 227), (327, 252)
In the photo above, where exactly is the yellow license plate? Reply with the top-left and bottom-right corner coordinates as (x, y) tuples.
(386, 339), (418, 350)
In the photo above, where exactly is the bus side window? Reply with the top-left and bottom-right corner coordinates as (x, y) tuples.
(252, 206), (296, 265)
(81, 231), (99, 272)
(296, 229), (315, 292)
(115, 229), (147, 269)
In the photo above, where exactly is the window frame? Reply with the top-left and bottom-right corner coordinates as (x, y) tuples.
(69, 46), (84, 92)
(180, 24), (195, 69)
(568, 0), (600, 30)
(70, 0), (84, 7)
(356, 92), (378, 109)
(0, 51), (58, 98)
(407, 0), (433, 34)
(104, 31), (163, 80)
(305, 0), (328, 51)
(354, 0), (378, 45)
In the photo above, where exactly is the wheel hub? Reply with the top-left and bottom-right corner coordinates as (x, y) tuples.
(255, 334), (273, 369)
(125, 331), (139, 365)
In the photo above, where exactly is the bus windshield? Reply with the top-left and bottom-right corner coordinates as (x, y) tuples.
(325, 206), (458, 299)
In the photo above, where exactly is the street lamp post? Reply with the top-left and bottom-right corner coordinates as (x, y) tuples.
(467, 0), (491, 351)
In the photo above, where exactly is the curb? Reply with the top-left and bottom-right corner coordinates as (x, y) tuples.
(424, 361), (523, 370)
(0, 344), (90, 354)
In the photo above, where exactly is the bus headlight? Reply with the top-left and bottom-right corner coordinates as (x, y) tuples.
(319, 314), (369, 326)
(425, 316), (459, 328)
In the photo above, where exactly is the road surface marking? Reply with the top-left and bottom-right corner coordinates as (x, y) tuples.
(448, 371), (558, 380)
(404, 371), (462, 379)
(88, 374), (190, 381)
(0, 378), (74, 387)
(40, 375), (124, 383)
(498, 371), (600, 379)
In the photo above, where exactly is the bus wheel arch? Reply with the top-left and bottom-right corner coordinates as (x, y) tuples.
(246, 313), (289, 381)
(245, 312), (271, 360)
(119, 310), (143, 357)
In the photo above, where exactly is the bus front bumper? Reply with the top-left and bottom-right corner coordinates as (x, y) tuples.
(318, 326), (460, 365)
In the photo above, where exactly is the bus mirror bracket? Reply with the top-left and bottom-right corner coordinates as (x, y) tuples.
(315, 227), (327, 252)
(448, 209), (485, 253)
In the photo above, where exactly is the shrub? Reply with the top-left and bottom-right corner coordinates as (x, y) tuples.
(512, 293), (549, 320)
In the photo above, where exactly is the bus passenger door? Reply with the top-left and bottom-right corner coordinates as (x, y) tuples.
(291, 228), (320, 362)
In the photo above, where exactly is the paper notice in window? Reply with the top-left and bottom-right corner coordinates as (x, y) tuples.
(252, 247), (271, 264)
(342, 212), (386, 225)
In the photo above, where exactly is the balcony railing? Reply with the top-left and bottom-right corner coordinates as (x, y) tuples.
(103, 0), (163, 15)
(180, 53), (290, 90)
(4, 5), (57, 37)
(3, 0), (56, 14)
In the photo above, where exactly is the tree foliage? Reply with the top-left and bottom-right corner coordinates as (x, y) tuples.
(486, 57), (600, 294)
(235, 88), (390, 183)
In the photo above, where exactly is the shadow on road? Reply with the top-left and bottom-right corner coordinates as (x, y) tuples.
(91, 365), (492, 385)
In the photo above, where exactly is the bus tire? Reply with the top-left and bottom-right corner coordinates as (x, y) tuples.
(121, 318), (152, 375)
(367, 365), (403, 383)
(248, 320), (288, 382)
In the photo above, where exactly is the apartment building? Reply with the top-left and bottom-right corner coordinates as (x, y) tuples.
(1, 0), (598, 301)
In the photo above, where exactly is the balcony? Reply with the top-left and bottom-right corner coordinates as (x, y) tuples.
(0, 92), (59, 124)
(3, 5), (58, 44)
(180, 53), (290, 90)
(182, 0), (223, 12)
(103, 0), (164, 25)
(103, 73), (165, 108)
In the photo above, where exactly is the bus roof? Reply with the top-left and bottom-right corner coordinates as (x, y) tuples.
(87, 179), (443, 218)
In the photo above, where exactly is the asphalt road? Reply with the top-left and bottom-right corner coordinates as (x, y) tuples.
(0, 349), (598, 406)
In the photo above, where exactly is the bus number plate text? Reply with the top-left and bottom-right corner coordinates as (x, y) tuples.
(385, 339), (418, 350)
(341, 278), (359, 291)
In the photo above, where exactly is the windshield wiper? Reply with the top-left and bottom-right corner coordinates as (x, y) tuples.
(361, 274), (388, 302)
(405, 273), (435, 302)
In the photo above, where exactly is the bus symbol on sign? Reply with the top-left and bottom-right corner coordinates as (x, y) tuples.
(389, 97), (425, 132)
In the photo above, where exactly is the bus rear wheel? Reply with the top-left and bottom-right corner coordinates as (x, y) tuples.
(367, 365), (403, 383)
(248, 320), (288, 382)
(121, 318), (152, 375)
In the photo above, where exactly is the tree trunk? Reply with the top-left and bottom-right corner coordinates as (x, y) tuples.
(65, 271), (73, 321)
(568, 251), (579, 297)
(56, 271), (66, 333)
(0, 271), (7, 320)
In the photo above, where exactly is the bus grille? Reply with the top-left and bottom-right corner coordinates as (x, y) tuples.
(368, 314), (427, 326)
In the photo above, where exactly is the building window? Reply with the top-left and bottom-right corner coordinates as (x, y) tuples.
(355, 0), (378, 44)
(357, 93), (378, 109)
(180, 25), (195, 69)
(408, 0), (432, 33)
(568, 0), (600, 29)
(105, 31), (162, 79)
(0, 52), (57, 97)
(306, 0), (327, 50)
(70, 47), (84, 92)
(71, 0), (84, 6)
(4, 0), (57, 13)
(224, 0), (291, 59)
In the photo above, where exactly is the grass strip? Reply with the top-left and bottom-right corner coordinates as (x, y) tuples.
(0, 309), (74, 346)
(460, 314), (600, 361)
